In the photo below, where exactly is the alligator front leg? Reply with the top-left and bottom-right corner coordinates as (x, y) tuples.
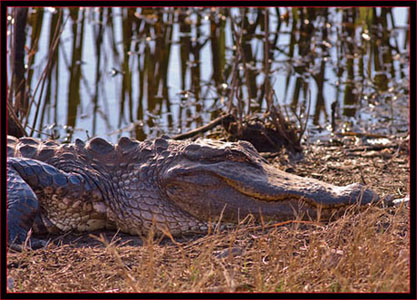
(7, 166), (40, 249)
(7, 157), (107, 249)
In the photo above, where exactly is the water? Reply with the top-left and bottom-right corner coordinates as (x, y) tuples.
(7, 7), (410, 144)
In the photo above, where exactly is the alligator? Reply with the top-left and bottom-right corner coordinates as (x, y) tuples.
(7, 135), (380, 249)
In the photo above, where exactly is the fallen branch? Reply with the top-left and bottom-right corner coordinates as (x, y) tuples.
(172, 114), (234, 140)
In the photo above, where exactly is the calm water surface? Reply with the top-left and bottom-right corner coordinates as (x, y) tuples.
(7, 7), (410, 143)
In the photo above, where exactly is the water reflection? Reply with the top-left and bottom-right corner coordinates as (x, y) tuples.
(7, 7), (409, 143)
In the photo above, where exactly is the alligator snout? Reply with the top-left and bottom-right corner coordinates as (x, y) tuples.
(329, 183), (379, 206)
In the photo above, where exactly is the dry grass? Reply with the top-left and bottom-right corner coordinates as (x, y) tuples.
(6, 141), (410, 293)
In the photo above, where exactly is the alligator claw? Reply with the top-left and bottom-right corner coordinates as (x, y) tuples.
(8, 237), (48, 252)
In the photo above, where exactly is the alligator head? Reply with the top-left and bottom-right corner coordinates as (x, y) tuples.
(160, 139), (379, 222)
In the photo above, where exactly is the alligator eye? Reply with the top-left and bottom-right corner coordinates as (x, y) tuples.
(184, 143), (201, 153)
(183, 144), (226, 161)
(226, 150), (251, 163)
(183, 140), (262, 166)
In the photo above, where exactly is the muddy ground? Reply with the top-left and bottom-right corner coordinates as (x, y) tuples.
(6, 135), (410, 293)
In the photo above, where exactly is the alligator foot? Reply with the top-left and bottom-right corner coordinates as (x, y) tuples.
(8, 235), (48, 252)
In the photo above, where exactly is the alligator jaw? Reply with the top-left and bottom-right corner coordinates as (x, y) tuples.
(162, 160), (379, 222)
(223, 164), (379, 207)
